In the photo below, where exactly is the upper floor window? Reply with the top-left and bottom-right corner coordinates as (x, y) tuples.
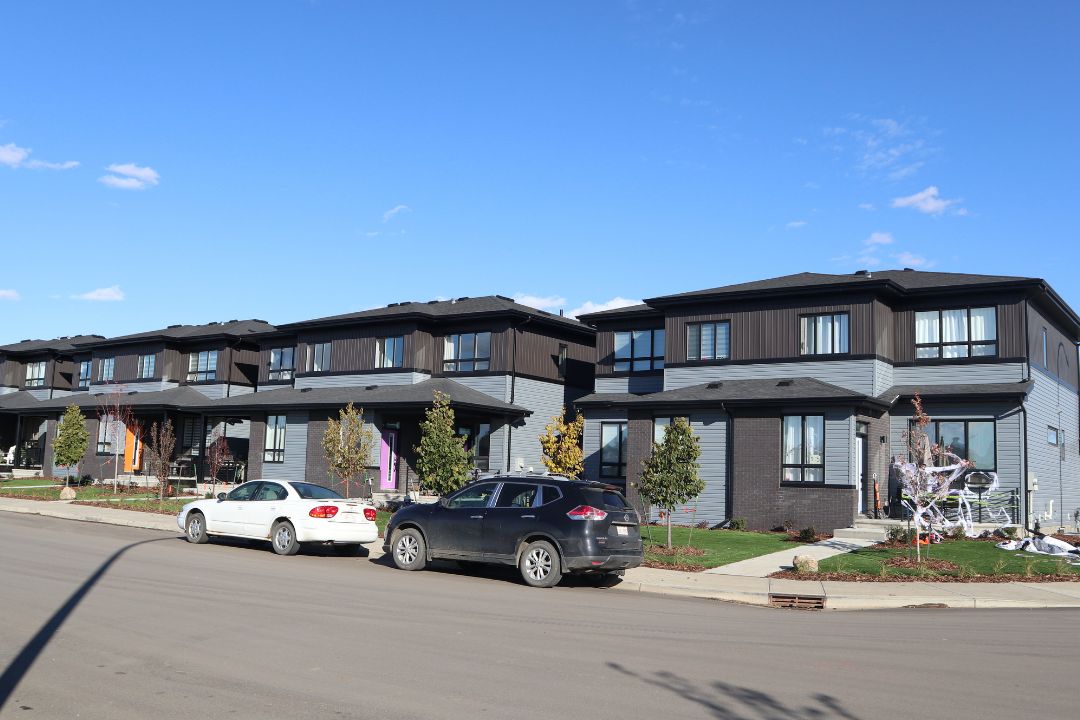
(1041, 327), (1048, 367)
(600, 422), (628, 479)
(800, 313), (849, 355)
(1048, 426), (1062, 446)
(137, 354), (156, 379)
(264, 415), (287, 463)
(782, 415), (825, 483)
(614, 329), (664, 372)
(78, 360), (91, 389)
(25, 361), (46, 388)
(915, 307), (996, 359)
(187, 350), (218, 382)
(557, 344), (568, 379)
(309, 342), (332, 373)
(687, 321), (730, 362)
(268, 347), (295, 381)
(98, 357), (115, 382)
(376, 336), (405, 369)
(443, 332), (490, 372)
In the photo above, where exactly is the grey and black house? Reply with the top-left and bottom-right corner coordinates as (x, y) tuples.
(576, 270), (1080, 533)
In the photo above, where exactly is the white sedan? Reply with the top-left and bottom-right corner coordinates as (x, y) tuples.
(177, 479), (379, 555)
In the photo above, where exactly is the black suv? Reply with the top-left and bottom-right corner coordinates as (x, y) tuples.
(383, 475), (642, 587)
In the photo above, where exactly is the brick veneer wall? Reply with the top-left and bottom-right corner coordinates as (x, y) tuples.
(247, 414), (265, 480)
(623, 410), (654, 518)
(731, 412), (856, 531)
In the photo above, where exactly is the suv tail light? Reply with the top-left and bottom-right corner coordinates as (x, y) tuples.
(309, 505), (339, 519)
(363, 507), (377, 521)
(566, 505), (607, 521)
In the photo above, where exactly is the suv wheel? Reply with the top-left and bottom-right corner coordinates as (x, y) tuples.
(391, 528), (427, 571)
(519, 540), (562, 588)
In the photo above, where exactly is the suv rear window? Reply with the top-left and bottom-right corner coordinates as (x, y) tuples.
(581, 488), (631, 510)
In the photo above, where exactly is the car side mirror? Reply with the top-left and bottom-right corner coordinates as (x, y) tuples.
(438, 497), (449, 508)
(217, 493), (227, 501)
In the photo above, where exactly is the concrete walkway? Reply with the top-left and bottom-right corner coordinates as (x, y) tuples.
(3, 497), (1079, 611)
(705, 536), (879, 577)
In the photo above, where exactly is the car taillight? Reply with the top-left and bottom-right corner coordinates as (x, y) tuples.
(363, 507), (377, 521)
(566, 505), (607, 521)
(309, 505), (339, 518)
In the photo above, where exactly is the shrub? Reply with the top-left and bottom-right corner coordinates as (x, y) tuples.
(728, 517), (746, 531)
(886, 526), (916, 544)
(1001, 526), (1018, 539)
(797, 526), (817, 543)
(79, 473), (94, 486)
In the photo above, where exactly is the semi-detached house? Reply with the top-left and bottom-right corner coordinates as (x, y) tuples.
(575, 270), (1080, 533)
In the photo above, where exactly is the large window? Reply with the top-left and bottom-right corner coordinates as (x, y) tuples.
(600, 422), (628, 478)
(918, 419), (996, 470)
(180, 418), (202, 454)
(96, 415), (126, 455)
(25, 361), (46, 388)
(98, 357), (115, 382)
(457, 423), (492, 470)
(78, 360), (91, 389)
(187, 350), (218, 382)
(687, 321), (731, 362)
(376, 336), (405, 369)
(268, 347), (295, 381)
(614, 329), (664, 372)
(800, 313), (849, 355)
(264, 415), (287, 463)
(782, 415), (825, 483)
(137, 354), (156, 379)
(443, 332), (491, 372)
(309, 342), (332, 373)
(915, 307), (997, 359)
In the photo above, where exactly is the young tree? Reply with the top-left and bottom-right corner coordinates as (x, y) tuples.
(321, 403), (376, 498)
(206, 430), (233, 497)
(52, 404), (90, 486)
(96, 385), (136, 493)
(144, 419), (177, 508)
(539, 406), (584, 478)
(415, 390), (471, 496)
(638, 417), (704, 549)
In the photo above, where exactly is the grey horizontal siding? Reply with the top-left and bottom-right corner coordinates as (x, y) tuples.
(261, 412), (309, 482)
(506, 377), (566, 473)
(1025, 367), (1080, 528)
(0, 386), (18, 395)
(873, 359), (894, 397)
(583, 409), (627, 482)
(825, 410), (854, 486)
(655, 412), (727, 526)
(595, 376), (664, 394)
(295, 372), (431, 390)
(88, 381), (179, 395)
(892, 362), (1025, 386)
(664, 359), (877, 395)
(452, 375), (510, 401)
(227, 385), (255, 397)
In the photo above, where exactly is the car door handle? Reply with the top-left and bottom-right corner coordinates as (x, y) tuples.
(469, 515), (484, 519)
(520, 514), (535, 519)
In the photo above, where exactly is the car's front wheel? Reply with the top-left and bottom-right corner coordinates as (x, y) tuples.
(271, 520), (301, 556)
(185, 512), (209, 544)
(519, 540), (562, 588)
(391, 527), (427, 571)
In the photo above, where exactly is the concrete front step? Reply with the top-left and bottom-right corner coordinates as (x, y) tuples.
(832, 527), (887, 542)
(12, 468), (43, 479)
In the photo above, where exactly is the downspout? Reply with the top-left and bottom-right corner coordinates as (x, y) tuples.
(1022, 298), (1032, 530)
(504, 316), (533, 472)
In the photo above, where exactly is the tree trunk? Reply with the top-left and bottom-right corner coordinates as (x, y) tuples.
(666, 510), (673, 549)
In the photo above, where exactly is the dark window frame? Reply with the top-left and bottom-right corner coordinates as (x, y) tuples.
(613, 329), (664, 372)
(600, 421), (628, 479)
(98, 357), (115, 382)
(376, 336), (405, 369)
(137, 353), (156, 379)
(557, 344), (568, 379)
(914, 307), (998, 360)
(24, 361), (47, 388)
(187, 350), (218, 382)
(799, 312), (850, 356)
(686, 321), (731, 362)
(781, 414), (826, 484)
(910, 418), (997, 472)
(268, 347), (295, 381)
(78, 360), (92, 389)
(309, 342), (332, 373)
(264, 414), (287, 463)
(443, 332), (491, 373)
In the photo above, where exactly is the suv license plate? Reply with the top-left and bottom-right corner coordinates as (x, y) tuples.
(616, 526), (629, 536)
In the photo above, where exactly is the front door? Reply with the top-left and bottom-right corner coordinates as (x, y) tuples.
(855, 434), (866, 514)
(123, 426), (142, 473)
(379, 430), (398, 491)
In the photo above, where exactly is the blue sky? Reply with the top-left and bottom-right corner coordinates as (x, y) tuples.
(1, 1), (1078, 343)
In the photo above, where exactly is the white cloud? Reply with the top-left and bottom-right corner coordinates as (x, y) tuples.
(858, 202), (875, 211)
(890, 186), (960, 215)
(0, 142), (78, 170)
(0, 289), (19, 300)
(567, 297), (641, 319)
(98, 162), (159, 190)
(864, 231), (894, 246)
(513, 294), (568, 312)
(382, 204), (411, 222)
(892, 251), (935, 268)
(822, 115), (938, 181)
(72, 285), (125, 301)
(786, 220), (808, 229)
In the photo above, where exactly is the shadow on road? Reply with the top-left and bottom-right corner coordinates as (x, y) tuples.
(607, 662), (863, 720)
(0, 536), (173, 713)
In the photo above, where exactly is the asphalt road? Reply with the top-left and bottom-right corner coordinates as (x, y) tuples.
(1, 514), (1077, 720)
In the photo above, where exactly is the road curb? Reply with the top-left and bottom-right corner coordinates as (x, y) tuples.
(0, 498), (179, 533)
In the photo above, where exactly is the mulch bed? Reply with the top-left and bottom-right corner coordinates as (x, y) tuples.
(643, 546), (708, 572)
(885, 556), (959, 571)
(0, 492), (53, 502)
(642, 559), (706, 572)
(1054, 534), (1080, 546)
(772, 567), (1080, 583)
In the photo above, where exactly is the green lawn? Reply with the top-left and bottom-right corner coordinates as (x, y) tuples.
(0, 478), (63, 488)
(642, 525), (803, 569)
(1, 485), (161, 501)
(819, 540), (1080, 578)
(74, 497), (193, 514)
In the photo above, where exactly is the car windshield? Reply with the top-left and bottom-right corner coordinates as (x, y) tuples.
(581, 488), (631, 510)
(289, 482), (343, 500)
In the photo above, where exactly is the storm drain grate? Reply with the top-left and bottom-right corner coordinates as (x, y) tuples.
(768, 593), (826, 610)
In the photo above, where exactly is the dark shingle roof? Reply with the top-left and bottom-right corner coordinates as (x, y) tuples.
(0, 387), (214, 413)
(575, 303), (659, 323)
(73, 320), (275, 348)
(191, 378), (530, 416)
(0, 335), (105, 355)
(877, 381), (1034, 404)
(279, 296), (592, 336)
(575, 377), (870, 408)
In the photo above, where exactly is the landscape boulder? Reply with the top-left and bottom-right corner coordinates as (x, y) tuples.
(792, 554), (818, 573)
(59, 486), (77, 501)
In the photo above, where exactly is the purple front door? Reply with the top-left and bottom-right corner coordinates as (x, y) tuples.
(379, 430), (398, 491)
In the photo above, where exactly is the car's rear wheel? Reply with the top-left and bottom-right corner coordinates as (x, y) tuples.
(391, 528), (427, 571)
(185, 512), (208, 544)
(271, 520), (301, 556)
(519, 540), (562, 588)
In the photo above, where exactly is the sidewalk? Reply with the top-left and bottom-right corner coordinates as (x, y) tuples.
(4, 497), (1079, 611)
(703, 537), (879, 577)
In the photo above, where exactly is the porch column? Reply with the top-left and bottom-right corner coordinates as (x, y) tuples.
(13, 415), (22, 467)
(197, 414), (208, 484)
